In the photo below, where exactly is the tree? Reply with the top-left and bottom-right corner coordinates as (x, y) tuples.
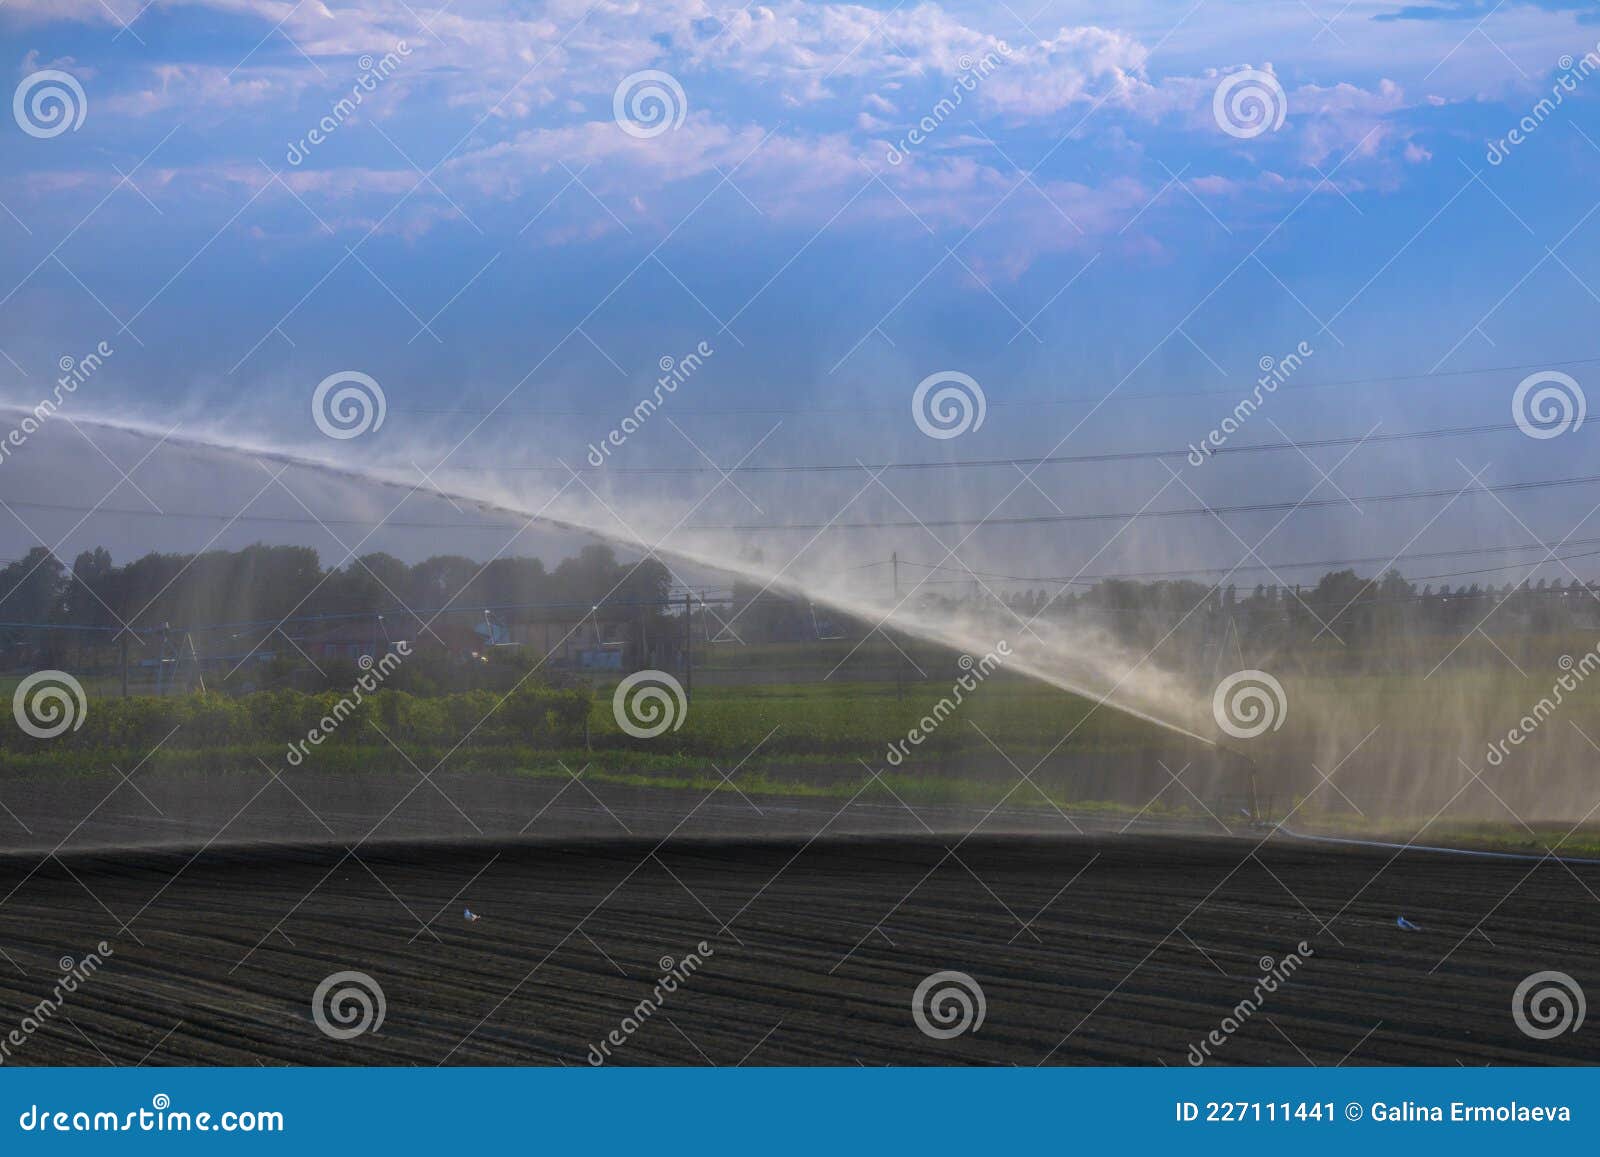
(63, 547), (116, 629)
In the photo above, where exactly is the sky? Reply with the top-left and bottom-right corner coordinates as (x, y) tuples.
(2, 0), (1600, 593)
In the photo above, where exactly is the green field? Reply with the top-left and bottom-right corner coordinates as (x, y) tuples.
(6, 660), (1600, 850)
(0, 674), (1179, 776)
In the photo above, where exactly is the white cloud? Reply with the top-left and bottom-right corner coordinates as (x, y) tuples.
(979, 26), (1149, 117)
(105, 63), (306, 117)
(0, 0), (1455, 272)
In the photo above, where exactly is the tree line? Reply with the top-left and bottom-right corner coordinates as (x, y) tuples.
(0, 542), (672, 634)
(989, 567), (1600, 654)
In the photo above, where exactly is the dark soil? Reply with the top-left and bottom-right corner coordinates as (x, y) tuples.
(0, 819), (1594, 1066)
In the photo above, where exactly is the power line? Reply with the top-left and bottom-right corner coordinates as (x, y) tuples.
(0, 501), (515, 531)
(435, 418), (1559, 475)
(1406, 550), (1600, 583)
(10, 468), (1600, 534)
(703, 471), (1600, 530)
(391, 353), (1600, 419)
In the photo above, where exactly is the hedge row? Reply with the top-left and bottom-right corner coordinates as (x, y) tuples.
(4, 686), (593, 753)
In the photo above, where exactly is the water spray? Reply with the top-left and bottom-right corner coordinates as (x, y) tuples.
(3, 404), (1218, 749)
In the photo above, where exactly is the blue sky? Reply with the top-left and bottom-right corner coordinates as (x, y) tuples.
(2, 0), (1600, 582)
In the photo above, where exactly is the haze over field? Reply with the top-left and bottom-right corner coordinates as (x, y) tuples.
(3, 0), (1600, 825)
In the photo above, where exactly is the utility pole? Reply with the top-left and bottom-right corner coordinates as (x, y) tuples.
(188, 632), (206, 694)
(683, 590), (692, 703)
(892, 551), (903, 702)
(156, 624), (170, 696)
(120, 633), (129, 698)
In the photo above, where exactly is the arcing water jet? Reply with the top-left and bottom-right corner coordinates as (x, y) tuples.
(0, 404), (1216, 749)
